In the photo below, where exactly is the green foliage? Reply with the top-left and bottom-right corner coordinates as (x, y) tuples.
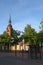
(23, 24), (37, 44)
(0, 33), (9, 45)
(11, 29), (20, 38)
(0, 28), (20, 46)
(39, 20), (43, 30)
(11, 29), (20, 45)
(38, 20), (43, 44)
(37, 30), (43, 43)
(1, 20), (43, 46)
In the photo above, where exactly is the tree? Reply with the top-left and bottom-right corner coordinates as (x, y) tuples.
(37, 31), (43, 43)
(39, 20), (43, 30)
(11, 29), (20, 40)
(37, 20), (43, 46)
(23, 24), (37, 45)
(0, 33), (12, 50)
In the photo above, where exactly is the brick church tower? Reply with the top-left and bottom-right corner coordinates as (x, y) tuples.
(6, 17), (12, 36)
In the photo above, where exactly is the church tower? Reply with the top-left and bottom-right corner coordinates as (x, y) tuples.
(6, 16), (12, 36)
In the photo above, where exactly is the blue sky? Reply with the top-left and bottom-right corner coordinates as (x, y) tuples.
(0, 0), (43, 34)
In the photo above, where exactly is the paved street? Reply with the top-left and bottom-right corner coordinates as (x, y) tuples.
(0, 52), (43, 65)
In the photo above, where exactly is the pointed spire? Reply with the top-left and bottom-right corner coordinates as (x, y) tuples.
(9, 16), (11, 25)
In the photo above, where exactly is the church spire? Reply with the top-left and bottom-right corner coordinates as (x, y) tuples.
(9, 16), (11, 25)
(6, 16), (12, 36)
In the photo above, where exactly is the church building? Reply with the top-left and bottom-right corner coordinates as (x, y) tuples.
(6, 17), (29, 51)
